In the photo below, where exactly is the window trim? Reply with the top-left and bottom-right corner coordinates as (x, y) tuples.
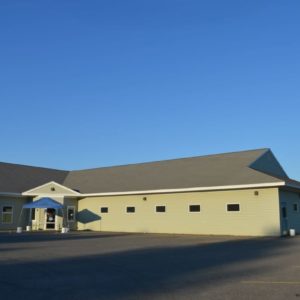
(126, 206), (136, 214)
(2, 205), (14, 224)
(226, 203), (240, 212)
(67, 206), (76, 222)
(155, 205), (166, 213)
(100, 207), (109, 213)
(189, 204), (201, 213)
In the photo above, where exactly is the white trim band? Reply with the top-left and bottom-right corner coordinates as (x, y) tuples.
(81, 182), (285, 197)
(15, 181), (292, 198)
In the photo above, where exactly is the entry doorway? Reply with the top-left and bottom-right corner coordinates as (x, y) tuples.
(45, 208), (56, 229)
(280, 202), (288, 235)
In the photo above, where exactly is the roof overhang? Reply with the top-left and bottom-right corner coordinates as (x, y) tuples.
(280, 182), (300, 193)
(7, 180), (292, 198)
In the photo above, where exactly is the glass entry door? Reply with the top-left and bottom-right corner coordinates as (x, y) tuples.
(45, 208), (56, 229)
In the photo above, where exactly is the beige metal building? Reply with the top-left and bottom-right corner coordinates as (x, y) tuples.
(1, 148), (300, 236)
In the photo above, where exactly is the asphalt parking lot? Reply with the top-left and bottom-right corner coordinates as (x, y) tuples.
(1, 231), (300, 300)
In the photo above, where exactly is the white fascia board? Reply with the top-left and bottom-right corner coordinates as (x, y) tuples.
(80, 182), (285, 197)
(22, 181), (81, 196)
(24, 193), (79, 198)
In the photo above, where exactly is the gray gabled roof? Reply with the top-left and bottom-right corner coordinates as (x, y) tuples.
(0, 162), (68, 193)
(0, 148), (295, 194)
(63, 148), (286, 193)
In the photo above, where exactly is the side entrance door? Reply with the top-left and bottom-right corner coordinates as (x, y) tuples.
(45, 208), (56, 229)
(280, 202), (288, 235)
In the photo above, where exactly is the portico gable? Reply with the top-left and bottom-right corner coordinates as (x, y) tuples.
(22, 181), (81, 197)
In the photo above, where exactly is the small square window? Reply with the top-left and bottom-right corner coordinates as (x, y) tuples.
(189, 205), (201, 212)
(100, 207), (108, 213)
(293, 203), (299, 212)
(156, 206), (166, 213)
(227, 204), (240, 212)
(126, 206), (135, 213)
(3, 206), (12, 213)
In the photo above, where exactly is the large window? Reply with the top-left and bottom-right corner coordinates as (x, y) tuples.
(189, 205), (201, 212)
(293, 203), (299, 212)
(67, 206), (76, 222)
(156, 206), (166, 213)
(2, 206), (13, 224)
(227, 204), (240, 212)
(126, 206), (135, 213)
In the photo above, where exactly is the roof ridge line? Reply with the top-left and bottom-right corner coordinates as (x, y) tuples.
(0, 161), (69, 173)
(70, 148), (270, 172)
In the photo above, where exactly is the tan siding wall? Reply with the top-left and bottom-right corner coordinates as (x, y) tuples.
(34, 207), (45, 230)
(279, 190), (300, 234)
(77, 188), (281, 236)
(0, 196), (30, 230)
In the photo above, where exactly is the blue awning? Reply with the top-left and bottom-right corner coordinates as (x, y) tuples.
(23, 197), (64, 209)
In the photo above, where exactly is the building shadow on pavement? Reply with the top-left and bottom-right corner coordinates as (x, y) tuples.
(0, 231), (133, 243)
(0, 233), (292, 300)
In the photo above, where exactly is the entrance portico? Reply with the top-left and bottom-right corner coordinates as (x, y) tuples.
(22, 181), (79, 231)
(22, 197), (65, 230)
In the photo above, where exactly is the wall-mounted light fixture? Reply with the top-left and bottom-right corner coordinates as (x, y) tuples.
(143, 197), (147, 201)
(254, 191), (259, 196)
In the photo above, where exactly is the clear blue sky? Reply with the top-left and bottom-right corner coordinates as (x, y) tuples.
(0, 1), (300, 178)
